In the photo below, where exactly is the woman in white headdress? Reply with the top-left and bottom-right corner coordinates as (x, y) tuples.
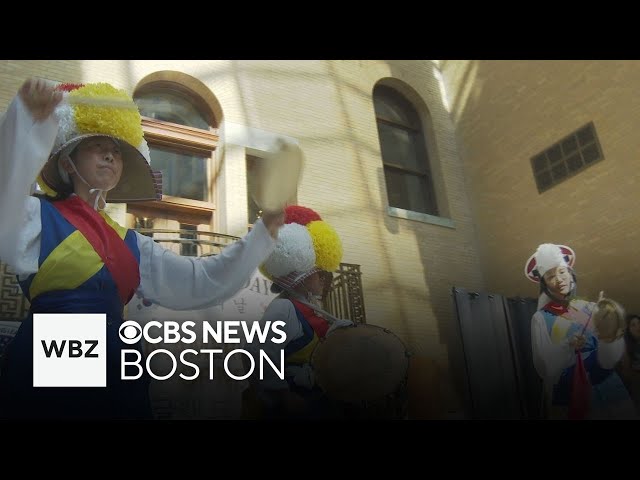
(525, 243), (635, 419)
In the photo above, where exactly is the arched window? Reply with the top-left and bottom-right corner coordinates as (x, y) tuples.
(131, 81), (219, 256)
(373, 85), (438, 216)
(136, 88), (211, 130)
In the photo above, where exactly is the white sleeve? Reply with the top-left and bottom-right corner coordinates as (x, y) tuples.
(8, 197), (41, 277)
(245, 298), (303, 390)
(597, 336), (625, 369)
(0, 96), (56, 276)
(134, 219), (275, 311)
(531, 311), (575, 384)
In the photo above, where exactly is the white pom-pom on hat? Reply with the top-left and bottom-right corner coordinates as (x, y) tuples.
(54, 98), (76, 147)
(263, 223), (316, 278)
(535, 244), (567, 278)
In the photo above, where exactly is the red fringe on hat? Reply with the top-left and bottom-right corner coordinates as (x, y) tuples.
(285, 205), (322, 226)
(56, 83), (85, 92)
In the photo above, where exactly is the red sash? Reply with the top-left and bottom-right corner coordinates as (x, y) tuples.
(291, 299), (329, 339)
(543, 301), (592, 419)
(568, 353), (592, 420)
(52, 196), (140, 304)
(543, 300), (569, 315)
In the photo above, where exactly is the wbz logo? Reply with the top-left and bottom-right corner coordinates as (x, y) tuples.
(33, 314), (106, 387)
(41, 339), (99, 358)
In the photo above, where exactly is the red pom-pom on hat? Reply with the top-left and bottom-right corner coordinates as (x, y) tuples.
(284, 205), (322, 226)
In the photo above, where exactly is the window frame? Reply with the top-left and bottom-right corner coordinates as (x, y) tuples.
(135, 115), (219, 216)
(374, 86), (439, 216)
(129, 83), (220, 248)
(531, 122), (604, 194)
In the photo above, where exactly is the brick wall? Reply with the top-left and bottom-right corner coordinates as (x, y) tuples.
(440, 60), (640, 315)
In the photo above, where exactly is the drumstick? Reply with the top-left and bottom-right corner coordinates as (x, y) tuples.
(579, 291), (604, 336)
(35, 77), (139, 110)
(284, 290), (338, 324)
(580, 308), (594, 336)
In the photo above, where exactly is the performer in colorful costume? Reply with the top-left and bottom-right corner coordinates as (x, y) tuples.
(526, 243), (635, 419)
(245, 205), (352, 418)
(0, 78), (283, 419)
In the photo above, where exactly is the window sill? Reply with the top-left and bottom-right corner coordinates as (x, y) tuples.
(387, 206), (455, 229)
(136, 196), (215, 215)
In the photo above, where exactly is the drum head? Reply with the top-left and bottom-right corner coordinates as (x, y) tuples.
(311, 324), (409, 404)
(249, 137), (303, 212)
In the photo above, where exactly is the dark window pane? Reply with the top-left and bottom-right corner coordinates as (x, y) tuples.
(532, 153), (548, 172)
(577, 125), (595, 146)
(582, 144), (601, 164)
(384, 168), (436, 215)
(374, 96), (413, 126)
(561, 136), (578, 155)
(136, 91), (210, 130)
(566, 152), (583, 172)
(536, 171), (552, 191)
(552, 162), (568, 181)
(373, 86), (420, 127)
(180, 224), (198, 257)
(246, 155), (262, 225)
(150, 146), (207, 201)
(533, 123), (603, 194)
(547, 144), (562, 164)
(374, 86), (437, 215)
(134, 217), (154, 237)
(377, 122), (425, 172)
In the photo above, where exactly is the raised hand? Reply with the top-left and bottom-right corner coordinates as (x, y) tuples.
(261, 209), (285, 240)
(18, 78), (62, 122)
(569, 334), (587, 351)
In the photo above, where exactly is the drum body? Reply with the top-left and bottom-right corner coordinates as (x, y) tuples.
(311, 324), (410, 419)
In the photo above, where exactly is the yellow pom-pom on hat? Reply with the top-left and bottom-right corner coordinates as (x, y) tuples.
(70, 83), (144, 149)
(306, 220), (342, 272)
(37, 81), (162, 203)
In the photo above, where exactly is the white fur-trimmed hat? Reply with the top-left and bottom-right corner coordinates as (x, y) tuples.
(524, 243), (576, 283)
(260, 205), (342, 290)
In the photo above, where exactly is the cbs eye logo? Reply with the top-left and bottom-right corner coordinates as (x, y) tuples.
(119, 321), (142, 344)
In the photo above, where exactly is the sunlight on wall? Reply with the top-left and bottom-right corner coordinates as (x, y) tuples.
(436, 60), (481, 124)
(433, 67), (451, 113)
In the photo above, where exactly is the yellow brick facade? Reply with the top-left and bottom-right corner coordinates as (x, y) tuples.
(440, 60), (640, 314)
